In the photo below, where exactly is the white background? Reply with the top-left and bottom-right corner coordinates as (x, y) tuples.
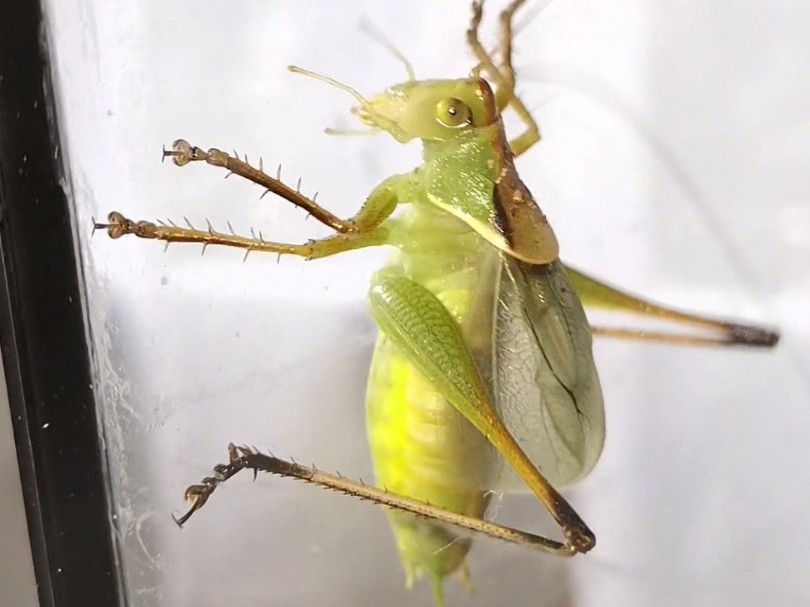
(20, 0), (810, 606)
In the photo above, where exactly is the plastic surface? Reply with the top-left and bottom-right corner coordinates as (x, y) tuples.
(44, 1), (810, 605)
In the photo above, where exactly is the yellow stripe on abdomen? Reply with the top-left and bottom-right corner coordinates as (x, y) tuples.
(366, 334), (492, 586)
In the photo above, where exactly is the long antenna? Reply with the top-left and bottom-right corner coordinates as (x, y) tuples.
(288, 65), (371, 106)
(288, 66), (380, 137)
(359, 18), (416, 82)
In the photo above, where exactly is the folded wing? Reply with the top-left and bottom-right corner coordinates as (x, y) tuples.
(489, 257), (606, 491)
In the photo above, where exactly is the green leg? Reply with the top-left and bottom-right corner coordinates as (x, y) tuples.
(95, 210), (389, 260)
(368, 270), (595, 555)
(95, 144), (422, 258)
(564, 264), (779, 348)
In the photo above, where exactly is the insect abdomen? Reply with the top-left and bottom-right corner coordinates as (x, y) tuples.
(366, 336), (492, 585)
(365, 206), (493, 588)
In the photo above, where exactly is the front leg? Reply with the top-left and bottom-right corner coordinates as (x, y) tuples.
(95, 169), (420, 260)
(161, 139), (411, 234)
(95, 211), (389, 260)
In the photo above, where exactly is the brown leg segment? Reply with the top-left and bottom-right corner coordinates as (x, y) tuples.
(162, 139), (396, 234)
(94, 211), (388, 261)
(174, 444), (579, 557)
(467, 0), (541, 157)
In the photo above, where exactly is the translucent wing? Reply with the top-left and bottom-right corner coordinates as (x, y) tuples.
(487, 256), (606, 492)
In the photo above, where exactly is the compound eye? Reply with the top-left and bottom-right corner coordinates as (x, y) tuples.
(435, 97), (473, 128)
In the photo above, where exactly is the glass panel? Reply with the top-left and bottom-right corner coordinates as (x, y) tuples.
(0, 2), (120, 605)
(43, 1), (808, 606)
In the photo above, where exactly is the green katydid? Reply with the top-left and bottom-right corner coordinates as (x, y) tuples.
(94, 1), (779, 604)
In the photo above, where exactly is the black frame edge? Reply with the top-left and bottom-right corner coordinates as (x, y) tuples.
(0, 1), (122, 605)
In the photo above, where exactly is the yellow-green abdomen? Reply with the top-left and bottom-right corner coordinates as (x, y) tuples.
(366, 334), (491, 585)
(364, 206), (493, 589)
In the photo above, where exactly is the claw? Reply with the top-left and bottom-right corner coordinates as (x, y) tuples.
(163, 139), (196, 166)
(93, 211), (129, 239)
(173, 484), (212, 527)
